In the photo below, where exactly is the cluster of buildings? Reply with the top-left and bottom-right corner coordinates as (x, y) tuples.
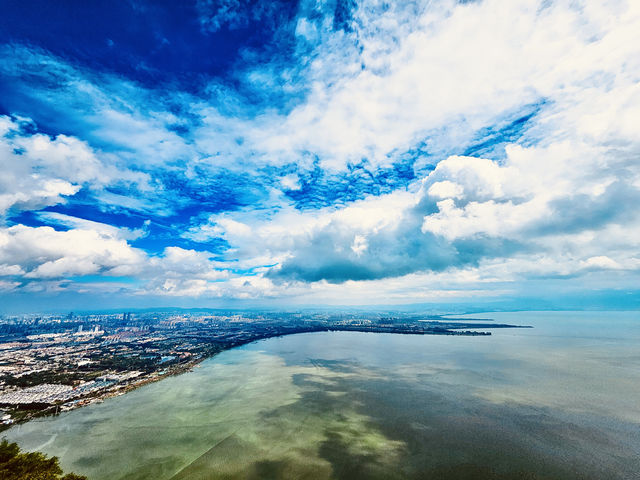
(0, 376), (147, 426)
(0, 309), (503, 428)
(0, 383), (74, 405)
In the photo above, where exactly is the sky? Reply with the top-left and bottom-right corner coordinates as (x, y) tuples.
(0, 0), (639, 312)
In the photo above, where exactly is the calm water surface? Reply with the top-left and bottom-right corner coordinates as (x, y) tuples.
(5, 311), (640, 479)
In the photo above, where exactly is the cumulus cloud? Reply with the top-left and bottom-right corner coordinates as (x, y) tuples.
(266, 139), (640, 283)
(0, 115), (149, 216)
(192, 133), (640, 286)
(0, 225), (145, 279)
(184, 187), (417, 271)
(0, 222), (243, 298)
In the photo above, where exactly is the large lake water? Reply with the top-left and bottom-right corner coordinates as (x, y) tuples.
(5, 311), (640, 479)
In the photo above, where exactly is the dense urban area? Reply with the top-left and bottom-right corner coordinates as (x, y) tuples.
(0, 309), (525, 429)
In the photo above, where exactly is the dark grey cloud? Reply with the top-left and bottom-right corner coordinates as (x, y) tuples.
(532, 181), (640, 236)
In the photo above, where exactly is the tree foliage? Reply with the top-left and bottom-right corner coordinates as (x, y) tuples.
(0, 439), (87, 480)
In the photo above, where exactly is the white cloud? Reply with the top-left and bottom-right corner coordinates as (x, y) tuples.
(580, 256), (622, 270)
(36, 212), (148, 241)
(427, 181), (464, 200)
(0, 224), (234, 296)
(351, 234), (368, 256)
(0, 225), (145, 279)
(0, 264), (24, 276)
(280, 174), (302, 191)
(0, 115), (149, 216)
(185, 187), (416, 270)
(0, 280), (20, 292)
(226, 0), (640, 172)
(148, 247), (229, 281)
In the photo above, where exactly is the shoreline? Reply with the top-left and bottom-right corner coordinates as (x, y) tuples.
(1, 323), (529, 433)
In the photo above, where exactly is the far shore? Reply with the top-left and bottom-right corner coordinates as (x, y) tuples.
(1, 321), (531, 433)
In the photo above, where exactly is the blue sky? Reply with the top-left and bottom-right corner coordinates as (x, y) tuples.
(1, 0), (639, 312)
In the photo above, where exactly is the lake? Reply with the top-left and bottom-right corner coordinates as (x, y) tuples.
(5, 311), (640, 479)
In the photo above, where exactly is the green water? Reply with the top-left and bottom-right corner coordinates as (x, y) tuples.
(5, 311), (640, 479)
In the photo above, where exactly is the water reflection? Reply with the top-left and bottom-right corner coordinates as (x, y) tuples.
(6, 312), (640, 479)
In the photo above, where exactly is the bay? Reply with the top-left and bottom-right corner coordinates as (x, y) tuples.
(5, 311), (640, 479)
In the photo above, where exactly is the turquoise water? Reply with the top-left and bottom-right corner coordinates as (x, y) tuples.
(5, 311), (640, 479)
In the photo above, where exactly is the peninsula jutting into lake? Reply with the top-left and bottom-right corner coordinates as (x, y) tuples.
(0, 310), (529, 428)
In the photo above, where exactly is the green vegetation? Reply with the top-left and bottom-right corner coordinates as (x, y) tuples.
(1, 370), (85, 388)
(0, 439), (87, 480)
(91, 353), (159, 373)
